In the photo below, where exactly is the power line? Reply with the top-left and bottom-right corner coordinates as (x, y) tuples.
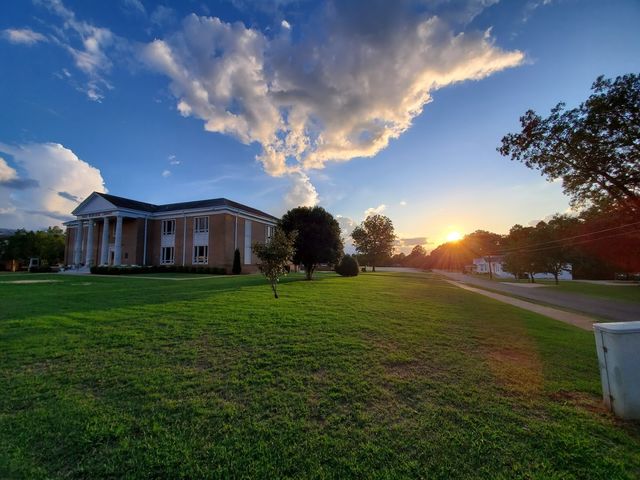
(489, 220), (640, 255)
(492, 228), (640, 256)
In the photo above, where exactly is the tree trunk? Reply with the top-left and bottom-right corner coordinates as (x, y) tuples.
(271, 282), (279, 299)
(305, 263), (314, 280)
(487, 256), (493, 280)
(372, 264), (376, 272)
(554, 272), (559, 285)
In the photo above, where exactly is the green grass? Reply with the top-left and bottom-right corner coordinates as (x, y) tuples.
(1, 272), (639, 479)
(496, 277), (640, 304)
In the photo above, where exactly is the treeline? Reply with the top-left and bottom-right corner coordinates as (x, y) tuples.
(387, 205), (640, 280)
(0, 227), (66, 270)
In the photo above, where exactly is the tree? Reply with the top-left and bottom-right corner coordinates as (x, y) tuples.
(232, 248), (242, 274)
(404, 244), (427, 268)
(465, 230), (503, 280)
(499, 74), (640, 213)
(502, 225), (536, 281)
(530, 216), (578, 285)
(252, 228), (296, 298)
(335, 255), (359, 277)
(351, 214), (396, 272)
(280, 206), (343, 280)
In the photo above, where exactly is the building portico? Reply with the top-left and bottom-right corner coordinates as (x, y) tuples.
(64, 192), (278, 272)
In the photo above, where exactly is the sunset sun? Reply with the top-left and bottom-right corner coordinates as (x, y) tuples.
(446, 231), (462, 242)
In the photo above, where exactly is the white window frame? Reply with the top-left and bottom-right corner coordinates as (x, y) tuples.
(265, 225), (274, 243)
(160, 246), (175, 265)
(162, 219), (176, 236)
(193, 245), (208, 264)
(244, 220), (252, 264)
(194, 216), (209, 234)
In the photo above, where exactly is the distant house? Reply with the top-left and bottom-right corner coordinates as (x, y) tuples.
(471, 256), (573, 280)
(63, 192), (277, 272)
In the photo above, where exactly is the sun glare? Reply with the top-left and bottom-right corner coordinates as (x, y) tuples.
(446, 231), (462, 242)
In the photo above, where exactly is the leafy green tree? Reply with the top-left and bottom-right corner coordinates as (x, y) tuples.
(252, 228), (296, 298)
(280, 206), (343, 280)
(404, 244), (427, 268)
(335, 255), (359, 277)
(530, 216), (578, 285)
(351, 215), (396, 272)
(499, 74), (640, 213)
(502, 225), (536, 281)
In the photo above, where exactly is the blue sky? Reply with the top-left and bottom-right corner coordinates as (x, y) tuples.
(1, 0), (639, 250)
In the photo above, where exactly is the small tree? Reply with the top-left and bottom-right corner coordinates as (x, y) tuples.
(232, 248), (242, 274)
(335, 255), (359, 277)
(252, 228), (296, 298)
(351, 215), (396, 272)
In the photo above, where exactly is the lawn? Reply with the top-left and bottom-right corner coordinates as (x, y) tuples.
(1, 271), (639, 479)
(497, 278), (640, 304)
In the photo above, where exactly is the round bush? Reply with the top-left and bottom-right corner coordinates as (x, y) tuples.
(335, 255), (359, 277)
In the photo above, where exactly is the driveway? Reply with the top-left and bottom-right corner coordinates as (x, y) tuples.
(435, 270), (640, 323)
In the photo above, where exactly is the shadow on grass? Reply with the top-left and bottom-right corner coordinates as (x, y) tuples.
(1, 272), (331, 322)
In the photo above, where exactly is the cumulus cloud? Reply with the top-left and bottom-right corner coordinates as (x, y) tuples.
(2, 28), (47, 45)
(168, 154), (181, 165)
(0, 157), (18, 182)
(364, 204), (386, 219)
(162, 169), (171, 177)
(0, 142), (106, 229)
(399, 200), (407, 206)
(140, 2), (523, 205)
(283, 171), (318, 208)
(281, 20), (291, 30)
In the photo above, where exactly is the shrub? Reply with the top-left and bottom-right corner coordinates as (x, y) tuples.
(335, 255), (359, 277)
(232, 248), (242, 274)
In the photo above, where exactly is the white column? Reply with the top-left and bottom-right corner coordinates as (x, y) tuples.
(114, 216), (123, 265)
(85, 220), (95, 266)
(100, 217), (110, 265)
(73, 220), (83, 266)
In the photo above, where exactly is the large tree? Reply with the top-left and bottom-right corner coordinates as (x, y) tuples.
(499, 74), (640, 213)
(351, 214), (396, 272)
(280, 206), (343, 280)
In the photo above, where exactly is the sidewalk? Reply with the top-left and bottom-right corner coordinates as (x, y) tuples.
(446, 280), (595, 331)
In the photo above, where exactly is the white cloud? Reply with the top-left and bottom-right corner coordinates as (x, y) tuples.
(29, 0), (119, 101)
(123, 0), (146, 15)
(281, 20), (291, 30)
(0, 142), (106, 229)
(364, 204), (386, 219)
(0, 157), (18, 181)
(140, 3), (523, 207)
(336, 214), (357, 253)
(161, 169), (171, 177)
(399, 200), (407, 206)
(168, 154), (181, 165)
(2, 28), (47, 45)
(283, 171), (318, 209)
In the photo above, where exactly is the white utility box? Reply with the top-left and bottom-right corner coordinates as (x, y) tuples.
(593, 322), (640, 420)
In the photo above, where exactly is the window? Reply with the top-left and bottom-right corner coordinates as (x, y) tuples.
(265, 225), (274, 243)
(162, 219), (176, 235)
(244, 220), (252, 264)
(193, 245), (208, 264)
(194, 216), (209, 233)
(161, 246), (174, 264)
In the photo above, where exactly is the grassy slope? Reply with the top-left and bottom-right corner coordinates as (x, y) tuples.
(1, 272), (639, 479)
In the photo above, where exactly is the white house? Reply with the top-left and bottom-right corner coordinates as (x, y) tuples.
(472, 257), (573, 280)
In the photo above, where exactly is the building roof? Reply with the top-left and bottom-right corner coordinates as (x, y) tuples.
(88, 192), (278, 221)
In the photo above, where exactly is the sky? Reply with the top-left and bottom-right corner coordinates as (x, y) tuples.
(1, 0), (639, 251)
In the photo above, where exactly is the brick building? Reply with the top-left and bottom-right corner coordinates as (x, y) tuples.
(64, 192), (277, 272)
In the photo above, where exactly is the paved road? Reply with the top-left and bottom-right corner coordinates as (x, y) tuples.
(434, 270), (640, 323)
